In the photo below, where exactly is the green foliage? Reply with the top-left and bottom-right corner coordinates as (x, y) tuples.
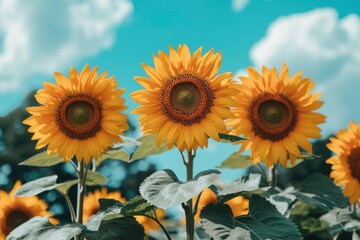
(200, 195), (302, 240)
(218, 133), (247, 143)
(96, 149), (130, 167)
(7, 217), (84, 240)
(139, 169), (221, 209)
(20, 151), (64, 167)
(86, 171), (108, 186)
(56, 180), (79, 195)
(122, 195), (157, 219)
(14, 175), (60, 197)
(131, 134), (172, 161)
(82, 217), (145, 240)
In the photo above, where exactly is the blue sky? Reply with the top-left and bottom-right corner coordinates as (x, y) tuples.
(1, 0), (359, 180)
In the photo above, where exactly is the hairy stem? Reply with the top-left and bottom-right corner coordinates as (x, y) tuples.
(269, 165), (277, 189)
(75, 161), (90, 240)
(183, 149), (195, 240)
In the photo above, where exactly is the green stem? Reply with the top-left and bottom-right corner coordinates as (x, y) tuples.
(193, 191), (203, 218)
(269, 165), (277, 189)
(150, 216), (172, 240)
(257, 164), (268, 180)
(62, 193), (76, 223)
(75, 161), (90, 240)
(184, 149), (195, 240)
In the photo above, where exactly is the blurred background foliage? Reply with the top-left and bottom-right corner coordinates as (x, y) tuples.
(0, 91), (338, 239)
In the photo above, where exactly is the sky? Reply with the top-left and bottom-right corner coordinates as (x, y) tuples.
(0, 0), (359, 180)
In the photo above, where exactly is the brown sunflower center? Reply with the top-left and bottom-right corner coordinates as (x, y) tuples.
(348, 147), (360, 181)
(56, 94), (102, 139)
(160, 73), (214, 125)
(248, 93), (297, 141)
(5, 210), (30, 234)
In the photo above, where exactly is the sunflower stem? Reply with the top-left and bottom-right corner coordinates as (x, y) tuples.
(257, 164), (268, 180)
(192, 190), (203, 218)
(149, 216), (172, 240)
(75, 160), (90, 240)
(269, 165), (277, 189)
(61, 192), (76, 223)
(183, 149), (195, 240)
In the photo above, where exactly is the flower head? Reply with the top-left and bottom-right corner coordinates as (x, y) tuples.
(0, 181), (55, 238)
(228, 64), (325, 167)
(131, 44), (238, 151)
(327, 121), (360, 204)
(23, 65), (129, 164)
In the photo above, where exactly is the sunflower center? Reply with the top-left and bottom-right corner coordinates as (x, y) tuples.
(56, 94), (102, 139)
(248, 93), (297, 141)
(160, 73), (214, 125)
(5, 210), (29, 234)
(348, 147), (360, 181)
(170, 82), (200, 113)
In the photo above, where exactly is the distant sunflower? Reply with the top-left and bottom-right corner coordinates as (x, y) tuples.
(327, 121), (360, 204)
(83, 188), (126, 222)
(0, 181), (55, 238)
(131, 44), (238, 151)
(228, 64), (325, 167)
(23, 64), (128, 164)
(194, 188), (249, 221)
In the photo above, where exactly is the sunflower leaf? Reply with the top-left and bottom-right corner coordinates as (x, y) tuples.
(82, 217), (144, 240)
(122, 195), (157, 219)
(7, 216), (84, 240)
(217, 153), (253, 169)
(131, 134), (173, 161)
(96, 149), (130, 167)
(139, 169), (221, 209)
(19, 152), (64, 167)
(200, 195), (302, 240)
(86, 171), (108, 186)
(56, 180), (80, 195)
(14, 175), (60, 197)
(218, 133), (248, 143)
(293, 173), (348, 211)
(211, 173), (262, 196)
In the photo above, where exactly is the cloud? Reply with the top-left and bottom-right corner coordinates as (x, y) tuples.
(232, 0), (249, 12)
(238, 8), (360, 135)
(0, 0), (133, 92)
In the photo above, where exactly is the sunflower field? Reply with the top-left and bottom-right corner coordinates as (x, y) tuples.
(0, 44), (359, 240)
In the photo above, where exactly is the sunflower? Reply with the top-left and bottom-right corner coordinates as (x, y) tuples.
(23, 64), (129, 164)
(228, 64), (325, 167)
(194, 188), (249, 221)
(131, 44), (238, 151)
(0, 181), (55, 238)
(326, 121), (360, 204)
(83, 188), (126, 222)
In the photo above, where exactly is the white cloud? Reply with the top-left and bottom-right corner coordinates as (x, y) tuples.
(0, 0), (133, 92)
(232, 0), (249, 12)
(239, 8), (360, 135)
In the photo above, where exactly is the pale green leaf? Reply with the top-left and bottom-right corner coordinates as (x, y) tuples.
(139, 169), (221, 209)
(96, 149), (130, 167)
(7, 217), (83, 240)
(56, 180), (79, 195)
(86, 171), (108, 186)
(14, 175), (60, 197)
(20, 152), (64, 167)
(131, 134), (172, 161)
(217, 153), (253, 169)
(218, 133), (248, 143)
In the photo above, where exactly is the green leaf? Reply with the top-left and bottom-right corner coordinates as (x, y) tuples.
(131, 134), (172, 161)
(82, 217), (145, 240)
(14, 175), (60, 197)
(96, 149), (130, 167)
(217, 153), (253, 169)
(19, 152), (64, 167)
(337, 208), (360, 232)
(85, 199), (123, 230)
(293, 173), (348, 211)
(7, 217), (84, 240)
(200, 195), (302, 240)
(122, 195), (157, 219)
(86, 171), (108, 186)
(219, 133), (248, 143)
(56, 180), (79, 195)
(212, 173), (262, 196)
(139, 169), (221, 209)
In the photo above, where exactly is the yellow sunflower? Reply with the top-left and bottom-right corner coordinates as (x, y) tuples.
(326, 121), (360, 204)
(23, 64), (129, 164)
(194, 188), (249, 221)
(83, 188), (126, 222)
(0, 181), (56, 238)
(131, 44), (238, 151)
(228, 64), (325, 167)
